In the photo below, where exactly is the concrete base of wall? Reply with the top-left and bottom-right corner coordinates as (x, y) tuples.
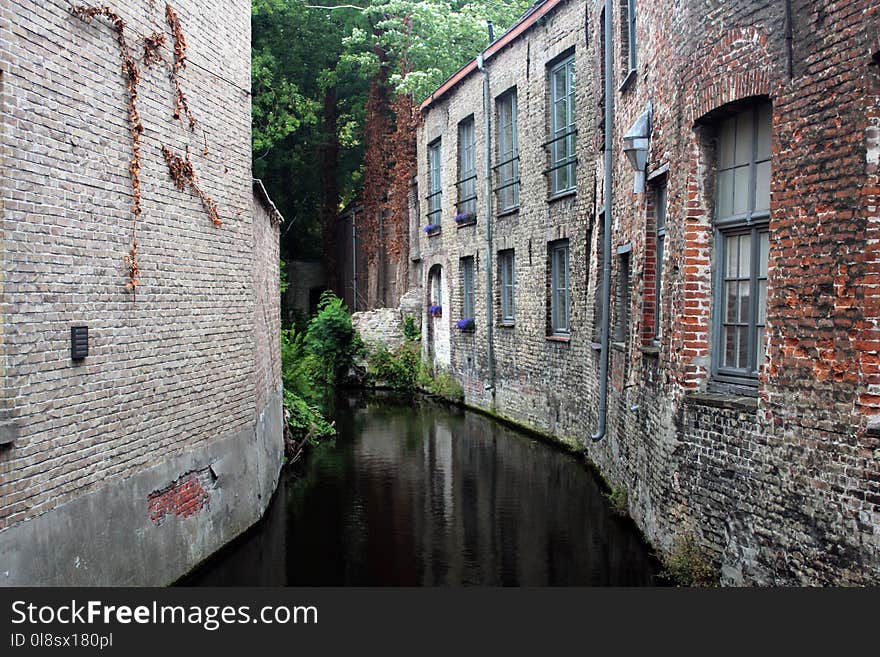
(0, 390), (284, 587)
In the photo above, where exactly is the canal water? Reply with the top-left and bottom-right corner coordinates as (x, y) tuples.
(184, 391), (661, 586)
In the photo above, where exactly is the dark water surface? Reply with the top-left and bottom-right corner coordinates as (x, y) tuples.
(184, 391), (660, 586)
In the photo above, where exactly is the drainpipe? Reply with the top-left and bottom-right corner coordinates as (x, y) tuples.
(591, 0), (614, 442)
(477, 52), (496, 395)
(352, 207), (358, 312)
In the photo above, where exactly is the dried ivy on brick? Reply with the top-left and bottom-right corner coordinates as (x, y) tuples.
(72, 3), (221, 297)
(162, 145), (222, 227)
(71, 4), (144, 293)
(165, 3), (195, 131)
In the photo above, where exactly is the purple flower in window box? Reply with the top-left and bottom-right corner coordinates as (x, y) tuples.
(454, 211), (476, 225)
(456, 317), (475, 331)
(424, 223), (441, 235)
(428, 304), (442, 317)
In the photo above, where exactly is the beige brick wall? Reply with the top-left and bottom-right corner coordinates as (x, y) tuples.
(0, 0), (268, 533)
(253, 191), (282, 416)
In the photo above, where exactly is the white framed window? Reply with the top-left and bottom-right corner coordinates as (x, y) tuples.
(614, 248), (631, 343)
(427, 139), (442, 225)
(548, 56), (576, 195)
(499, 250), (515, 323)
(653, 179), (667, 342)
(461, 256), (475, 320)
(496, 90), (520, 211)
(550, 240), (570, 335)
(712, 102), (772, 386)
(622, 0), (637, 76)
(456, 118), (477, 216)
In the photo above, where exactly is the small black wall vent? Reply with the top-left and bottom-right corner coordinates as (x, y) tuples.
(71, 326), (88, 361)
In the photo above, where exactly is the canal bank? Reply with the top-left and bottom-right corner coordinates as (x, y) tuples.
(183, 390), (661, 586)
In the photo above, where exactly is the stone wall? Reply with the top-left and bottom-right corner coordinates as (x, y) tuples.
(0, 0), (282, 585)
(352, 308), (406, 351)
(414, 0), (880, 584)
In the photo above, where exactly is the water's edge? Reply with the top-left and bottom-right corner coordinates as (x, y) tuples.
(180, 390), (663, 586)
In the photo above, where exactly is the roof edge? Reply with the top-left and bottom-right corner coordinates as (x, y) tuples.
(253, 178), (284, 225)
(419, 0), (566, 112)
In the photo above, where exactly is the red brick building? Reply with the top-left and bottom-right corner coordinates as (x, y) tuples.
(411, 0), (880, 584)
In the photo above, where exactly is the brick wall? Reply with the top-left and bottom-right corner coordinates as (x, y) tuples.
(0, 0), (283, 585)
(254, 186), (282, 417)
(414, 0), (880, 584)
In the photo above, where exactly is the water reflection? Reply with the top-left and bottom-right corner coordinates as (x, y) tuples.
(184, 391), (659, 586)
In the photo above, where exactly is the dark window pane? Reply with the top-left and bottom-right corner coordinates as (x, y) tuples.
(738, 325), (749, 369)
(738, 280), (750, 324)
(725, 282), (738, 323)
(734, 111), (753, 166)
(724, 326), (737, 368)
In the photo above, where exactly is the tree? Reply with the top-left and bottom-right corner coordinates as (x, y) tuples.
(252, 0), (367, 269)
(251, 1), (534, 310)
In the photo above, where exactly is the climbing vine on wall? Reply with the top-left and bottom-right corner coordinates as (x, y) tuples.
(162, 145), (222, 226)
(165, 3), (196, 131)
(387, 91), (416, 260)
(142, 30), (166, 66)
(71, 3), (220, 296)
(360, 65), (394, 267)
(71, 5), (144, 292)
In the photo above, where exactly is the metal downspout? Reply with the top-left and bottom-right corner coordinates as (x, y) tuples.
(477, 53), (496, 395)
(591, 0), (614, 442)
(352, 208), (358, 312)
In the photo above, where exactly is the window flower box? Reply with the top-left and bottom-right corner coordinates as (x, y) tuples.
(456, 317), (475, 332)
(454, 211), (477, 227)
(424, 223), (441, 237)
(428, 304), (443, 318)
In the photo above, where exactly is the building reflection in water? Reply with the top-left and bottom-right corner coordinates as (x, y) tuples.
(183, 391), (659, 586)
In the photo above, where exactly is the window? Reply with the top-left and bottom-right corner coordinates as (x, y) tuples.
(432, 269), (442, 306)
(461, 256), (475, 320)
(713, 102), (772, 385)
(456, 118), (477, 216)
(427, 139), (442, 225)
(614, 249), (631, 342)
(499, 250), (515, 323)
(621, 0), (637, 78)
(653, 179), (667, 341)
(496, 90), (520, 211)
(548, 55), (576, 195)
(550, 241), (570, 335)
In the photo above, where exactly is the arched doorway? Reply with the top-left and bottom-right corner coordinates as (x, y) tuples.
(425, 264), (451, 368)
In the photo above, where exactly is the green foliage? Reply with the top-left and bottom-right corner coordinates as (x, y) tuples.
(252, 1), (533, 262)
(402, 315), (421, 342)
(252, 0), (367, 260)
(661, 535), (718, 587)
(279, 257), (290, 295)
(368, 342), (421, 390)
(418, 363), (465, 403)
(281, 327), (318, 400)
(341, 1), (536, 101)
(605, 487), (629, 516)
(303, 291), (363, 386)
(280, 292), (361, 460)
(283, 390), (336, 443)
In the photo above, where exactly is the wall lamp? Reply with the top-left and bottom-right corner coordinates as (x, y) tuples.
(623, 104), (652, 193)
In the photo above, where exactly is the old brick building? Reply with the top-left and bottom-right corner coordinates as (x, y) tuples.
(414, 0), (880, 584)
(0, 1), (282, 585)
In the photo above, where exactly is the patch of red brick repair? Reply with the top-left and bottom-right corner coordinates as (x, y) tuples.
(147, 467), (216, 526)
